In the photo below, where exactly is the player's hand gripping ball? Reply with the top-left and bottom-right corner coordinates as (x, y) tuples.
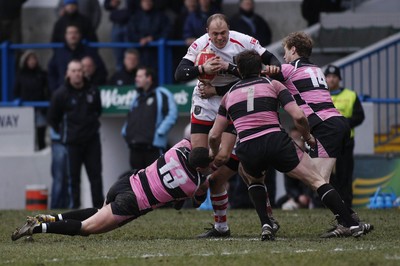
(195, 49), (216, 83)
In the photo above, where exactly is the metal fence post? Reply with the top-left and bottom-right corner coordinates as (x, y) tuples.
(158, 38), (166, 86)
(1, 41), (9, 102)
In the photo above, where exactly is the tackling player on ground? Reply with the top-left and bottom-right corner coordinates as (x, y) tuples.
(11, 139), (212, 241)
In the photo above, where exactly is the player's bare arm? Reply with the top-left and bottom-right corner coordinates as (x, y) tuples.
(208, 115), (229, 158)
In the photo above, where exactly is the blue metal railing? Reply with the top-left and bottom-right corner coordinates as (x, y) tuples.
(0, 39), (187, 103)
(334, 32), (400, 146)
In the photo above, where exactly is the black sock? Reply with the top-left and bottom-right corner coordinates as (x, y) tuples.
(317, 184), (358, 227)
(32, 220), (82, 236)
(248, 183), (272, 227)
(61, 208), (99, 221)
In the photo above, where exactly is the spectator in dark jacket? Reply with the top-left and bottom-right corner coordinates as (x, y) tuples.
(56, 0), (102, 30)
(122, 67), (178, 170)
(108, 48), (140, 86)
(14, 50), (48, 150)
(0, 0), (27, 43)
(48, 59), (104, 209)
(51, 0), (97, 42)
(183, 0), (218, 46)
(81, 56), (107, 86)
(48, 25), (107, 94)
(229, 0), (272, 47)
(104, 0), (138, 71)
(127, 0), (170, 71)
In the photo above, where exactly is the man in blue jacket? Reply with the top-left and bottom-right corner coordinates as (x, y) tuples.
(122, 66), (178, 170)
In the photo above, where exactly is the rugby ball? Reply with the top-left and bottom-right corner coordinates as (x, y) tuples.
(195, 49), (216, 83)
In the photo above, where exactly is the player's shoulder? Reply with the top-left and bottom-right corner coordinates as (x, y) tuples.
(190, 34), (211, 52)
(229, 30), (260, 47)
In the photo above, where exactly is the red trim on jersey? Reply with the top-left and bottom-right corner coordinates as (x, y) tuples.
(229, 38), (245, 48)
(191, 113), (214, 126)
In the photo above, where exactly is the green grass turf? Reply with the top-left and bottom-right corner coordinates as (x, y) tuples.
(1, 208), (399, 265)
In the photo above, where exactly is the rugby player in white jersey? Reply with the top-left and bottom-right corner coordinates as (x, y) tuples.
(175, 13), (281, 238)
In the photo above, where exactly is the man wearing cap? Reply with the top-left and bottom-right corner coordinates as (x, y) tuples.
(325, 65), (365, 209)
(51, 0), (98, 43)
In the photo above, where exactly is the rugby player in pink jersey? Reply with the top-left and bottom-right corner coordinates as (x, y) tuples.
(264, 32), (365, 237)
(210, 49), (374, 240)
(175, 13), (281, 238)
(11, 139), (212, 241)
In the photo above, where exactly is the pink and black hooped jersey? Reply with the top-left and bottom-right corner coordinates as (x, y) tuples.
(129, 139), (204, 211)
(218, 76), (295, 143)
(281, 58), (341, 127)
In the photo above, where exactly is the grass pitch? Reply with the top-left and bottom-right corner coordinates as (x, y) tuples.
(1, 208), (399, 265)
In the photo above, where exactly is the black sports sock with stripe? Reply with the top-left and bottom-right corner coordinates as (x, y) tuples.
(60, 208), (99, 221)
(33, 220), (82, 236)
(248, 183), (272, 227)
(317, 184), (358, 227)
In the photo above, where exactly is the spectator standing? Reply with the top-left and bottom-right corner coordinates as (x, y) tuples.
(183, 0), (219, 46)
(108, 48), (140, 86)
(127, 0), (171, 71)
(48, 25), (107, 94)
(0, 0), (27, 101)
(49, 128), (70, 209)
(81, 56), (107, 86)
(13, 50), (48, 150)
(48, 60), (104, 209)
(51, 0), (97, 43)
(325, 65), (365, 209)
(170, 0), (197, 41)
(229, 0), (272, 47)
(0, 0), (27, 43)
(122, 67), (178, 170)
(104, 0), (138, 71)
(56, 0), (102, 31)
(169, 0), (198, 82)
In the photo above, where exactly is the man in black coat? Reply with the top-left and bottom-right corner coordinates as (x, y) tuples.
(48, 25), (107, 94)
(51, 0), (97, 43)
(229, 0), (272, 47)
(48, 59), (104, 209)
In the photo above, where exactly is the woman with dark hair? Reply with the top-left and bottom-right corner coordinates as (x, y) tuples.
(14, 50), (49, 150)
